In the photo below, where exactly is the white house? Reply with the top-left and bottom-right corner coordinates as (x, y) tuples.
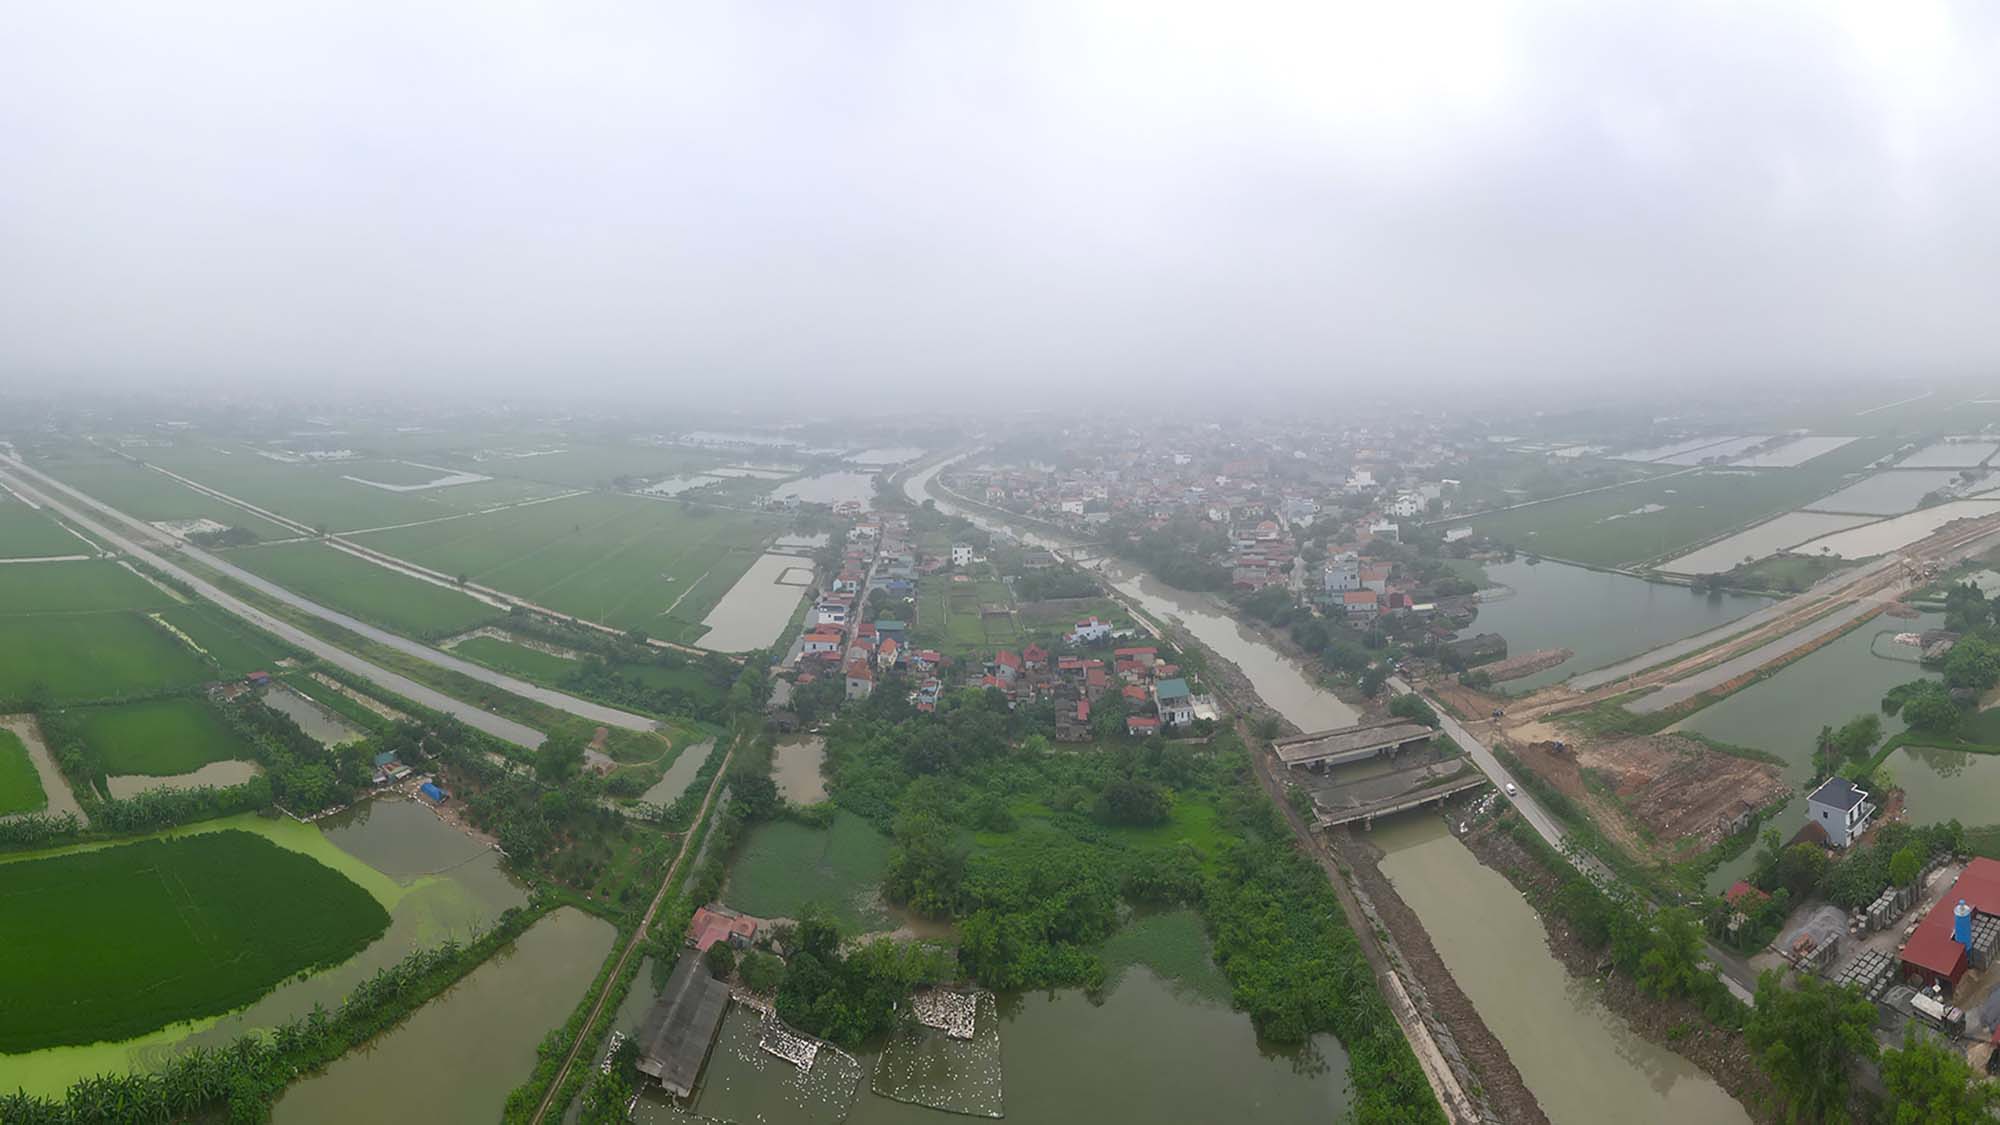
(950, 543), (974, 568)
(1322, 552), (1361, 593)
(1153, 678), (1196, 727)
(1069, 616), (1113, 645)
(1388, 494), (1423, 519)
(1806, 777), (1876, 848)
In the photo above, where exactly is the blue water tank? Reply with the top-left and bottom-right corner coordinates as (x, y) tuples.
(1955, 900), (1973, 946)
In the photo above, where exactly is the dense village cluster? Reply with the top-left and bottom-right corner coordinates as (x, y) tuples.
(781, 508), (1218, 738)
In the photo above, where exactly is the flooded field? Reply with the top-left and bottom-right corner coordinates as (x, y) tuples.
(1375, 816), (1748, 1125)
(1, 714), (85, 823)
(1469, 559), (1769, 690)
(1732, 436), (1857, 468)
(697, 552), (811, 653)
(773, 736), (828, 805)
(272, 906), (615, 1124)
(2, 801), (526, 1097)
(1791, 501), (2000, 558)
(1658, 511), (1876, 575)
(642, 739), (713, 805)
(1685, 613), (1940, 891)
(635, 967), (1348, 1125)
(1806, 470), (1962, 515)
(106, 758), (261, 799)
(262, 683), (364, 745)
(772, 471), (878, 508)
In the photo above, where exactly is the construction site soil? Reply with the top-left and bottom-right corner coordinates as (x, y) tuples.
(1340, 827), (1550, 1125)
(1461, 818), (1780, 1123)
(1504, 734), (1790, 862)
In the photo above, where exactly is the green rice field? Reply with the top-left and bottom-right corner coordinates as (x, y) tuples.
(0, 829), (390, 1052)
(136, 443), (565, 532)
(75, 698), (257, 776)
(0, 615), (213, 704)
(452, 634), (579, 680)
(149, 603), (292, 676)
(0, 727), (48, 816)
(722, 811), (893, 932)
(352, 492), (780, 634)
(25, 453), (296, 539)
(228, 541), (502, 639)
(0, 560), (176, 615)
(0, 498), (90, 558)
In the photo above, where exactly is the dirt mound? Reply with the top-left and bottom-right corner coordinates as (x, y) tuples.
(1511, 733), (1788, 859)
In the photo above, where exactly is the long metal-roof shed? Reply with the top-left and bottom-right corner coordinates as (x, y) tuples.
(636, 952), (732, 1098)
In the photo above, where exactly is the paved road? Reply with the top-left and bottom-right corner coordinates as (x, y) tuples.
(2, 457), (648, 745)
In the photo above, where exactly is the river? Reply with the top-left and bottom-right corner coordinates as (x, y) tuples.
(903, 454), (1747, 1124)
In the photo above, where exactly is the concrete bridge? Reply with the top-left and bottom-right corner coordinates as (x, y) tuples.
(1315, 774), (1491, 830)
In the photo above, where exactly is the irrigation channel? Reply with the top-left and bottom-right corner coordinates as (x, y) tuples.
(903, 457), (1747, 1124)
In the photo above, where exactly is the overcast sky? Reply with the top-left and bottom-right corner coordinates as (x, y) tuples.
(3, 1), (1998, 404)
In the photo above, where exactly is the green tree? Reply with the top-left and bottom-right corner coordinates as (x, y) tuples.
(1879, 1026), (2000, 1124)
(1387, 693), (1440, 729)
(739, 950), (786, 995)
(1775, 842), (1829, 898)
(1745, 971), (1878, 1123)
(1634, 907), (1705, 1000)
(703, 941), (737, 981)
(1889, 846), (1923, 889)
(534, 737), (584, 784)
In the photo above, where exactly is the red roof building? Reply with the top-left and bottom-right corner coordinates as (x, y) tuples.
(1901, 857), (2000, 991)
(1127, 716), (1161, 735)
(1722, 881), (1768, 909)
(1023, 643), (1048, 669)
(688, 904), (760, 952)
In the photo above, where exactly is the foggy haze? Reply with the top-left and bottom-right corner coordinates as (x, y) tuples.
(4, 1), (1998, 402)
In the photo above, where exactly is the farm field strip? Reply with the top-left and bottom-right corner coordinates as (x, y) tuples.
(0, 724), (48, 816)
(1609, 436), (1747, 463)
(0, 716), (84, 823)
(1649, 434), (1774, 465)
(1655, 511), (1879, 575)
(1788, 500), (2000, 559)
(229, 540), (504, 639)
(1803, 469), (1965, 515)
(25, 455), (298, 540)
(0, 458), (550, 747)
(0, 497), (97, 559)
(76, 697), (259, 777)
(1729, 435), (1857, 467)
(1897, 440), (2000, 469)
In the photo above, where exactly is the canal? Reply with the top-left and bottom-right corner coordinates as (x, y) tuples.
(1374, 817), (1748, 1125)
(904, 454), (1747, 1124)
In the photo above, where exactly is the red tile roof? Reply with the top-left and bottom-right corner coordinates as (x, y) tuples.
(688, 905), (758, 952)
(1902, 858), (2000, 985)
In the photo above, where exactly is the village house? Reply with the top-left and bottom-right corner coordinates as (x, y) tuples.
(951, 543), (974, 567)
(845, 659), (875, 701)
(1805, 776), (1876, 848)
(1153, 677), (1196, 727)
(1069, 616), (1114, 645)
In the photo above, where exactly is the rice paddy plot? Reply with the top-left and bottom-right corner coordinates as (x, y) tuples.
(722, 811), (893, 932)
(1731, 436), (1859, 468)
(452, 633), (579, 681)
(1655, 511), (1880, 575)
(140, 447), (564, 531)
(351, 492), (780, 632)
(0, 724), (48, 815)
(1790, 501), (2000, 559)
(1806, 470), (1965, 515)
(149, 602), (293, 675)
(228, 540), (502, 638)
(0, 613), (214, 704)
(0, 829), (390, 1052)
(1898, 440), (2000, 469)
(27, 455), (296, 540)
(76, 697), (258, 776)
(0, 559), (176, 614)
(0, 496), (91, 558)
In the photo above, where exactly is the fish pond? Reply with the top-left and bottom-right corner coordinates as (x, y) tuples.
(1469, 558), (1770, 691)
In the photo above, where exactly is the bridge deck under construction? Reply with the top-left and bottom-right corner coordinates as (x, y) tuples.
(1275, 719), (1437, 770)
